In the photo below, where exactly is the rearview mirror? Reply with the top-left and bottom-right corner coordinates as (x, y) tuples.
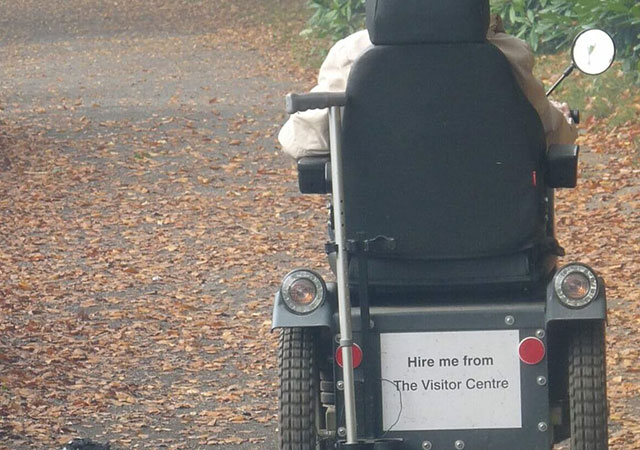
(571, 29), (616, 76)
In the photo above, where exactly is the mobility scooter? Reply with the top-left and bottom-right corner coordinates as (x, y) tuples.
(273, 1), (616, 449)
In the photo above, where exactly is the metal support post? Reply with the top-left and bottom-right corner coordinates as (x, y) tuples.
(328, 105), (358, 444)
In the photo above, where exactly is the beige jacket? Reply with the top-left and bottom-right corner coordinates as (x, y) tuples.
(279, 19), (577, 159)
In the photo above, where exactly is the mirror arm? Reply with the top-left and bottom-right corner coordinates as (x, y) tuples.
(546, 64), (575, 97)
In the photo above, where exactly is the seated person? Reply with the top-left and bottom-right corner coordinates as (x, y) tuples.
(279, 15), (577, 159)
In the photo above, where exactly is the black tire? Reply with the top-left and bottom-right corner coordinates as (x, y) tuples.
(568, 321), (608, 450)
(279, 328), (322, 450)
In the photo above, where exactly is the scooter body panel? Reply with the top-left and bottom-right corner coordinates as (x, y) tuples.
(332, 302), (552, 450)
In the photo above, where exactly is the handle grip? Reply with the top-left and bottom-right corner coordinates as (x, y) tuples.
(285, 92), (347, 114)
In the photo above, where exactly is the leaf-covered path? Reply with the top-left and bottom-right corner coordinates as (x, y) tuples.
(0, 1), (325, 448)
(0, 1), (638, 449)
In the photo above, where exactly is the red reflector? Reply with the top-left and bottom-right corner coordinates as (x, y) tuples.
(519, 337), (546, 365)
(335, 344), (363, 369)
(532, 170), (537, 187)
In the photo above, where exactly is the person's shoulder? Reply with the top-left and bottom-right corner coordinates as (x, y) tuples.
(485, 15), (535, 73)
(344, 29), (371, 46)
(329, 30), (371, 63)
(331, 30), (371, 50)
(487, 15), (533, 56)
(345, 30), (373, 62)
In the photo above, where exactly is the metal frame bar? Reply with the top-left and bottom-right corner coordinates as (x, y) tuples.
(355, 236), (375, 438)
(546, 63), (574, 97)
(329, 105), (358, 444)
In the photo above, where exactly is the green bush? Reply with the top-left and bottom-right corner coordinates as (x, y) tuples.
(570, 0), (640, 76)
(304, 0), (640, 79)
(493, 0), (640, 79)
(491, 0), (573, 51)
(301, 0), (366, 40)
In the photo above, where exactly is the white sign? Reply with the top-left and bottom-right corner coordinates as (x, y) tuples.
(380, 330), (522, 431)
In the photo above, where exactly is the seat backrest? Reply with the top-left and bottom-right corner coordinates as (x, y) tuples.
(342, 0), (548, 262)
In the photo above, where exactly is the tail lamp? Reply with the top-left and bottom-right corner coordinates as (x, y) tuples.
(280, 269), (326, 314)
(336, 343), (363, 369)
(553, 264), (599, 308)
(519, 337), (546, 365)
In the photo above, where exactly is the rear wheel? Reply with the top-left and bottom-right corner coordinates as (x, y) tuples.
(278, 328), (327, 450)
(568, 321), (608, 450)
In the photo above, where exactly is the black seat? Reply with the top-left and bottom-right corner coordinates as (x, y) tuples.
(337, 0), (557, 288)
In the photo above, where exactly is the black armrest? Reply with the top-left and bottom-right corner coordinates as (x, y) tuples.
(286, 92), (347, 114)
(297, 156), (331, 194)
(546, 144), (579, 188)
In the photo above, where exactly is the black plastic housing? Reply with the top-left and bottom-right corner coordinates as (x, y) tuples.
(297, 156), (331, 194)
(546, 144), (579, 188)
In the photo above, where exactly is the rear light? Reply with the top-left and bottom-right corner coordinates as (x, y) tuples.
(336, 343), (363, 369)
(519, 337), (546, 365)
(280, 269), (326, 314)
(562, 272), (590, 299)
(553, 264), (599, 308)
(288, 278), (317, 306)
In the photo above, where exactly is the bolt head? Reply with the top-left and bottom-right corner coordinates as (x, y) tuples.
(337, 427), (347, 437)
(538, 422), (548, 432)
(422, 441), (432, 450)
(336, 381), (345, 391)
(535, 329), (546, 339)
(537, 376), (547, 386)
(504, 315), (515, 326)
(454, 440), (465, 450)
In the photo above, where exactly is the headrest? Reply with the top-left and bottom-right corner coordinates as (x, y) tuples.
(366, 0), (490, 45)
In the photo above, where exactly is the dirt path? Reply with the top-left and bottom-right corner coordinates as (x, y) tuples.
(0, 1), (326, 448)
(0, 1), (637, 449)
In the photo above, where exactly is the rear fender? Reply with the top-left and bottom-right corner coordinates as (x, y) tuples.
(545, 277), (607, 324)
(271, 286), (335, 330)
